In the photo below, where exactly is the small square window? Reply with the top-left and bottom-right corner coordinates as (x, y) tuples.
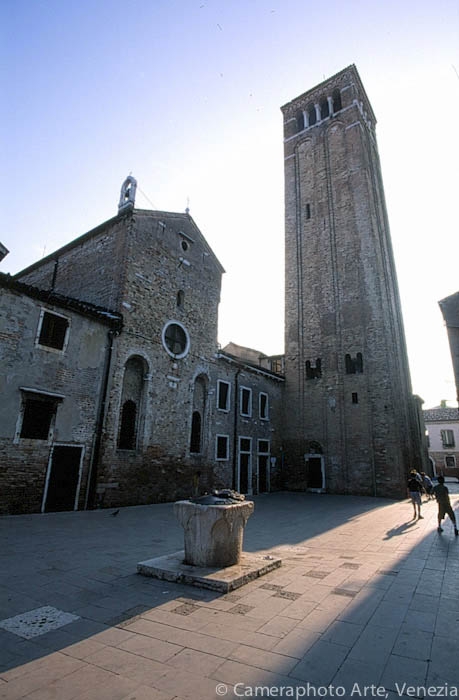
(258, 439), (269, 454)
(38, 311), (69, 350)
(240, 437), (251, 453)
(270, 357), (284, 373)
(20, 396), (58, 440)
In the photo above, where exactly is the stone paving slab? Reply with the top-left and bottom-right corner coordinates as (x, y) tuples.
(0, 485), (458, 699)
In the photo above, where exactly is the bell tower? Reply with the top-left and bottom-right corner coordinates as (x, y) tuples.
(281, 65), (423, 498)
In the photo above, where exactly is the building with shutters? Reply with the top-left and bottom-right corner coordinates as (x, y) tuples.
(424, 405), (459, 480)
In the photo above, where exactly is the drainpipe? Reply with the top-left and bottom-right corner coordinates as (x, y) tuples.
(232, 369), (241, 489)
(85, 328), (117, 509)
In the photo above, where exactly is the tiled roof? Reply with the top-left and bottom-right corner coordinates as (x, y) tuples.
(423, 406), (459, 422)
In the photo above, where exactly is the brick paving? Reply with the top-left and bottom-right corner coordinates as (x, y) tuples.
(0, 486), (458, 699)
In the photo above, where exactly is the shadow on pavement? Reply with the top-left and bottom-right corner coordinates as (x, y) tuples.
(0, 485), (458, 697)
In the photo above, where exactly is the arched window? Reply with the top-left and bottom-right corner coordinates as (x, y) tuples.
(320, 99), (329, 120)
(190, 374), (207, 455)
(117, 355), (148, 450)
(332, 89), (342, 113)
(176, 290), (184, 308)
(306, 441), (323, 454)
(345, 353), (364, 375)
(296, 110), (305, 132)
(190, 411), (202, 453)
(118, 400), (137, 449)
(345, 354), (353, 374)
(307, 104), (316, 126)
(306, 358), (322, 379)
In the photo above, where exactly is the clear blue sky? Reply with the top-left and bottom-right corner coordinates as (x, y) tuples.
(2, 0), (458, 407)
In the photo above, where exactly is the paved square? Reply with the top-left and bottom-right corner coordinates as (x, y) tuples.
(0, 486), (458, 698)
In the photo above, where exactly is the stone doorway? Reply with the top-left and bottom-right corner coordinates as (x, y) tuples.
(238, 437), (252, 494)
(43, 445), (84, 512)
(304, 454), (325, 492)
(258, 455), (269, 493)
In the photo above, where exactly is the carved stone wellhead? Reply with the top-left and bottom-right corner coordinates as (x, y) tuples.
(174, 491), (254, 568)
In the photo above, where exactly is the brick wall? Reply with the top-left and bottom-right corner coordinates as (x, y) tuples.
(281, 65), (424, 498)
(0, 285), (111, 514)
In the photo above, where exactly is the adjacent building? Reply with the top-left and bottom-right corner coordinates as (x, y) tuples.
(424, 405), (459, 480)
(0, 274), (122, 513)
(439, 291), (459, 407)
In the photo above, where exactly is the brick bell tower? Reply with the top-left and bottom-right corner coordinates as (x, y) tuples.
(281, 64), (423, 498)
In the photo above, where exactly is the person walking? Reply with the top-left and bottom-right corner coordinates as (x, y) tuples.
(421, 472), (434, 500)
(433, 475), (459, 535)
(407, 469), (423, 520)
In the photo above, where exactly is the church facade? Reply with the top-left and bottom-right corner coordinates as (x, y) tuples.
(1, 191), (284, 514)
(0, 65), (426, 514)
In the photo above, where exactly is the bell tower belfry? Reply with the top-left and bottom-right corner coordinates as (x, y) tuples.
(118, 175), (137, 213)
(281, 65), (423, 498)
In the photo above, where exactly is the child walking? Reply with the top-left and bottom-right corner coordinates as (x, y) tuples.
(407, 470), (423, 520)
(433, 476), (458, 536)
